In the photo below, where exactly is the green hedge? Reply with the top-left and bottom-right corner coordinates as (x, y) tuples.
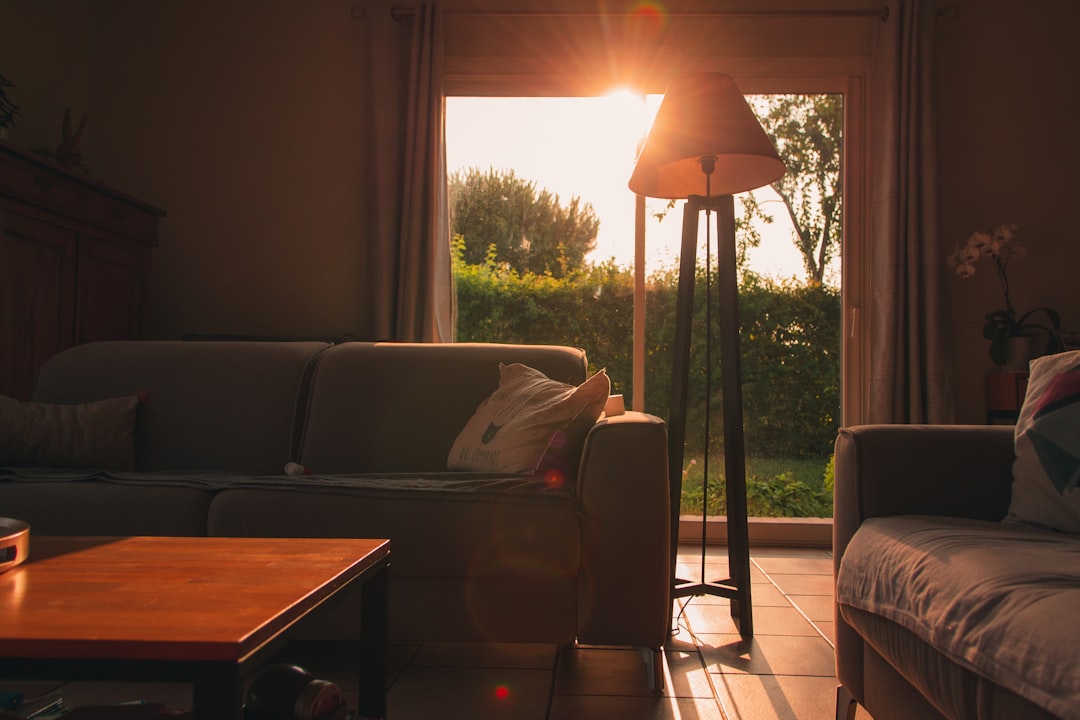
(453, 238), (841, 513)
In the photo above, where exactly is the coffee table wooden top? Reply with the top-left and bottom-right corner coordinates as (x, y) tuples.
(0, 536), (389, 663)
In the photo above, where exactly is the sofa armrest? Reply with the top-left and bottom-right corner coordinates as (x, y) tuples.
(832, 423), (1015, 703)
(574, 411), (670, 651)
(834, 423), (1015, 565)
(834, 424), (1015, 543)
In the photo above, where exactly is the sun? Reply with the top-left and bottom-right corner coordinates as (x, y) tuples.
(602, 87), (649, 139)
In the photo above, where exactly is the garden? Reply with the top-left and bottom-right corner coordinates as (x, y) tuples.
(452, 237), (840, 518)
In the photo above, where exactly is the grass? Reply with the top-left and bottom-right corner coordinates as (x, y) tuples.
(678, 454), (833, 518)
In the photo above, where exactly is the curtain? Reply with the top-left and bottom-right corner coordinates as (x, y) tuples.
(362, 0), (454, 342)
(867, 0), (952, 423)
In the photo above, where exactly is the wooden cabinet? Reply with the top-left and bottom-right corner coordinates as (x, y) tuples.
(0, 140), (164, 400)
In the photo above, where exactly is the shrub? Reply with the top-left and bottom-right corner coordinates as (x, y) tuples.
(453, 241), (842, 516)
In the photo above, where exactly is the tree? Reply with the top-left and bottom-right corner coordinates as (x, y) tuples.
(744, 94), (843, 286)
(449, 166), (600, 278)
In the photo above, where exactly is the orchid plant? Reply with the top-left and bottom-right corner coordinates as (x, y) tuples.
(947, 224), (1063, 366)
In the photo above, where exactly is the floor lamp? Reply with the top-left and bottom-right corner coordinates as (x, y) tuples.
(628, 73), (786, 639)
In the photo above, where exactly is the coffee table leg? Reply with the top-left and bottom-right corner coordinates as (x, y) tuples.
(192, 664), (244, 720)
(356, 564), (388, 719)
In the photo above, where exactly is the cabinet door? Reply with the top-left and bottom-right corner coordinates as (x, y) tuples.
(0, 210), (77, 400)
(76, 235), (150, 344)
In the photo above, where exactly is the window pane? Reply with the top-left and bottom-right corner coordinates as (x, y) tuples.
(448, 93), (842, 519)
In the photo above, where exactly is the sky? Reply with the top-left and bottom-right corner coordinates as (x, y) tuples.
(445, 93), (813, 280)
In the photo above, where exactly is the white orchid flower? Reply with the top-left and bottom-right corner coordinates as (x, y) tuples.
(970, 231), (993, 251)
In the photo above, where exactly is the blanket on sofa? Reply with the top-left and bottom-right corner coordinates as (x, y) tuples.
(837, 515), (1080, 720)
(0, 468), (574, 505)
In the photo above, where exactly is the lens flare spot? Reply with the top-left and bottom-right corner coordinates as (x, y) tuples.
(544, 468), (566, 489)
(495, 685), (510, 700)
(630, 1), (667, 30)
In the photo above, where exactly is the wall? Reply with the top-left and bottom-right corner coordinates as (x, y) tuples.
(0, 0), (371, 340)
(2, 0), (1076, 419)
(936, 0), (1080, 422)
(0, 1), (92, 146)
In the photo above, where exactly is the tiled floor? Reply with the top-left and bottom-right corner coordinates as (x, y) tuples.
(2, 545), (874, 719)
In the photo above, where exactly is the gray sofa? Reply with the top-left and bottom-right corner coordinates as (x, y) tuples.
(833, 424), (1080, 720)
(0, 340), (671, 685)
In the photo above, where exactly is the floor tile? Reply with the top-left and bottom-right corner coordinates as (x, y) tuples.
(766, 573), (834, 596)
(388, 667), (552, 720)
(788, 594), (834, 623)
(673, 580), (786, 607)
(684, 603), (820, 638)
(815, 621), (836, 646)
(753, 555), (834, 575)
(675, 560), (768, 584)
(662, 645), (719, 699)
(548, 694), (726, 720)
(697, 633), (837, 677)
(747, 547), (831, 559)
(411, 642), (558, 670)
(553, 647), (659, 697)
(714, 673), (841, 720)
(746, 583), (790, 607)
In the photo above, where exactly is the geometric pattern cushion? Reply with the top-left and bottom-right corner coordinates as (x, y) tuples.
(1006, 350), (1080, 534)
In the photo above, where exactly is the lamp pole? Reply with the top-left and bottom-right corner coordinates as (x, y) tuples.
(666, 189), (753, 639)
(627, 72), (784, 644)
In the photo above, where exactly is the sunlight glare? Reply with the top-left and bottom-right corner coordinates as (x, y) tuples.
(446, 93), (809, 278)
(603, 86), (648, 138)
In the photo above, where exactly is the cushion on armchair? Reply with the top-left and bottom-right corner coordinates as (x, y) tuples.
(1006, 349), (1080, 534)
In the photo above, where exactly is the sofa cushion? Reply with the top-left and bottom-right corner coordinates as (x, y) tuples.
(205, 474), (582, 579)
(448, 363), (609, 475)
(298, 343), (590, 474)
(841, 606), (1062, 720)
(0, 393), (140, 470)
(836, 515), (1080, 720)
(31, 341), (329, 473)
(0, 476), (213, 536)
(1007, 349), (1080, 534)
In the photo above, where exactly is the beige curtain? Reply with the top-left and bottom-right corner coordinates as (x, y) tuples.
(867, 0), (952, 423)
(362, 0), (454, 342)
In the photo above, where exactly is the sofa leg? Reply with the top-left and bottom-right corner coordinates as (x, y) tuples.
(636, 646), (664, 692)
(836, 684), (857, 720)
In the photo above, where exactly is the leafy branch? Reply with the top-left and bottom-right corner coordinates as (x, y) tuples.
(0, 74), (21, 129)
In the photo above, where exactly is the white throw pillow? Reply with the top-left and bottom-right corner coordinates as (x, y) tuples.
(1006, 350), (1080, 534)
(448, 363), (610, 476)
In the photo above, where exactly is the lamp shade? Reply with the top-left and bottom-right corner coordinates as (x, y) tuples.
(628, 73), (786, 199)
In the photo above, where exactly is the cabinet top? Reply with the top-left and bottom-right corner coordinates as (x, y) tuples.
(0, 137), (166, 218)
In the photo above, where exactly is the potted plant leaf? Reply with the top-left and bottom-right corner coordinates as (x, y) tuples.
(0, 74), (20, 139)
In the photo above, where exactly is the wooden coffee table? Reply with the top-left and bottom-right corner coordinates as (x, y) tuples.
(0, 535), (390, 719)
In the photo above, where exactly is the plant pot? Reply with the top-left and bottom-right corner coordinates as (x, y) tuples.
(1003, 335), (1035, 372)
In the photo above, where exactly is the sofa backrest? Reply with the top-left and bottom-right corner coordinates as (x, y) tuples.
(298, 342), (589, 473)
(32, 341), (329, 473)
